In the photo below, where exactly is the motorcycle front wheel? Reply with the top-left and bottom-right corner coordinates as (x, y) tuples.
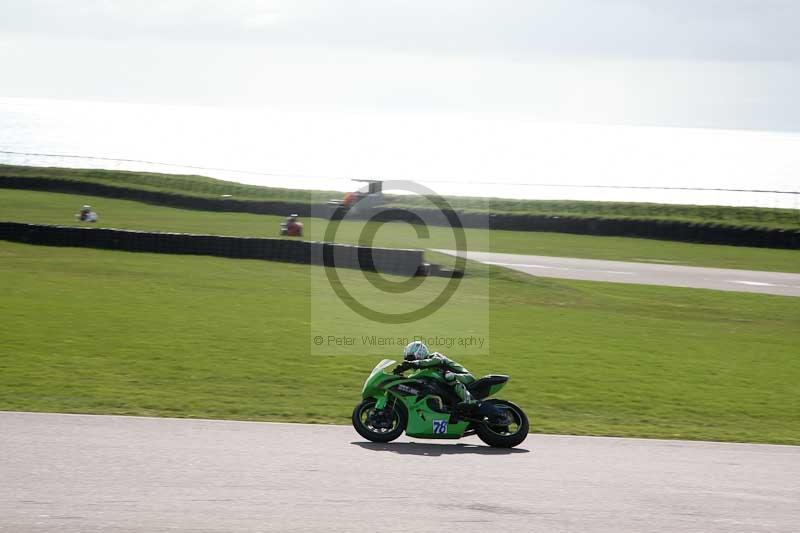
(352, 398), (407, 443)
(474, 399), (529, 448)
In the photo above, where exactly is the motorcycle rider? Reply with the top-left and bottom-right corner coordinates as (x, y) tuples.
(281, 214), (303, 236)
(394, 341), (478, 413)
(76, 205), (97, 222)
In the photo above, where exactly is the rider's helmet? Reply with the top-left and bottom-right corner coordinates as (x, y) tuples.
(82, 205), (91, 211)
(288, 213), (298, 222)
(403, 341), (429, 362)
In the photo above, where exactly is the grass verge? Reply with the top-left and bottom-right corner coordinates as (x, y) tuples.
(1, 241), (798, 444)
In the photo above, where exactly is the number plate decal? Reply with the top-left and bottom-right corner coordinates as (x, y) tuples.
(432, 419), (448, 434)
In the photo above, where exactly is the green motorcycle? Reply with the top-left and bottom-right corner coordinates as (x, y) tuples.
(352, 359), (529, 448)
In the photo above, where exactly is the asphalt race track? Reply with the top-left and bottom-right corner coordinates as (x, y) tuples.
(2, 412), (799, 532)
(436, 250), (800, 297)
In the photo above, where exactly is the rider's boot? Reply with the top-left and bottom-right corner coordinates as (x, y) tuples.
(448, 376), (478, 422)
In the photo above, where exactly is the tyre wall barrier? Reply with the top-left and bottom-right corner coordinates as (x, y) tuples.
(0, 222), (424, 277)
(482, 213), (800, 249)
(2, 176), (799, 249)
(0, 176), (313, 216)
(349, 207), (800, 250)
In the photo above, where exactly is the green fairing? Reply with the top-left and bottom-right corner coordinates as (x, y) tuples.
(360, 359), (505, 439)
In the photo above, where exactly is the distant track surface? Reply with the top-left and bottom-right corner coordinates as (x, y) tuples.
(436, 250), (800, 297)
(2, 412), (799, 532)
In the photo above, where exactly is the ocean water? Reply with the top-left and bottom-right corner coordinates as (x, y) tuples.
(1, 96), (798, 210)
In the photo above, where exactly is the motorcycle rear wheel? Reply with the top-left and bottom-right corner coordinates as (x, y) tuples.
(474, 400), (529, 448)
(352, 398), (407, 443)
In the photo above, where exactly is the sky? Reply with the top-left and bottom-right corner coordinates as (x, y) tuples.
(1, 1), (799, 207)
(2, 0), (799, 131)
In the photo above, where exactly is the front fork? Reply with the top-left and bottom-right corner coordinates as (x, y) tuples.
(374, 393), (389, 410)
(369, 393), (398, 430)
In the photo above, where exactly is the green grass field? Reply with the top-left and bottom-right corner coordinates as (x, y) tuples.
(4, 163), (800, 229)
(3, 188), (800, 272)
(1, 241), (799, 444)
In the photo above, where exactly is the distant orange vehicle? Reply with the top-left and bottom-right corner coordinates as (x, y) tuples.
(342, 191), (361, 209)
(329, 180), (385, 213)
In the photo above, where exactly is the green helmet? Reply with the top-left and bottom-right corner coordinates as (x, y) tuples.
(403, 341), (429, 361)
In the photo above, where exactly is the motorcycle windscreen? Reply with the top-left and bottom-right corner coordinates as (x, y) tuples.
(361, 359), (396, 395)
